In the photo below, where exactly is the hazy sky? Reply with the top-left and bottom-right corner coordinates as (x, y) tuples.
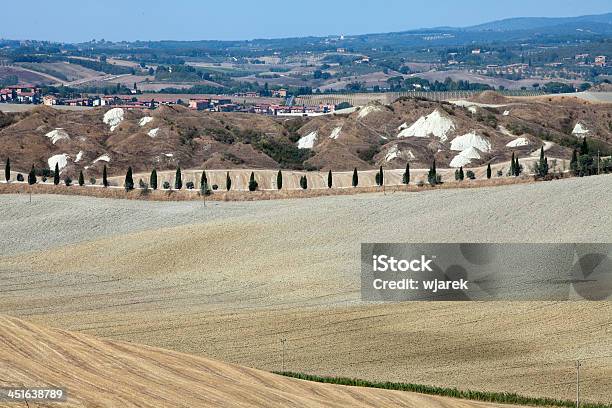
(3, 0), (611, 42)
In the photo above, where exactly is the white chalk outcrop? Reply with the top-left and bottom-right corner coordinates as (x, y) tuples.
(450, 132), (492, 152)
(572, 122), (589, 137)
(506, 137), (529, 147)
(103, 108), (125, 131)
(329, 126), (342, 139)
(397, 109), (455, 142)
(148, 128), (160, 138)
(358, 105), (381, 119)
(139, 116), (154, 127)
(449, 146), (482, 168)
(384, 145), (415, 162)
(75, 151), (84, 163)
(45, 128), (70, 144)
(93, 154), (111, 164)
(48, 154), (69, 172)
(297, 131), (317, 149)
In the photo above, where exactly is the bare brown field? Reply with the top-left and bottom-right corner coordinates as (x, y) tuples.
(0, 315), (520, 408)
(1, 175), (611, 405)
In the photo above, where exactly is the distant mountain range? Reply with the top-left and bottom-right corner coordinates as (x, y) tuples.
(463, 12), (612, 32)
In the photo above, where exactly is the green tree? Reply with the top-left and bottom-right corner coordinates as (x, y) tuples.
(570, 149), (578, 175)
(78, 170), (84, 186)
(534, 146), (549, 178)
(514, 155), (521, 177)
(486, 163), (491, 179)
(352, 168), (358, 187)
(248, 171), (258, 191)
(509, 152), (516, 176)
(103, 165), (108, 187)
(124, 167), (134, 191)
(53, 163), (60, 185)
(226, 172), (232, 191)
(378, 166), (384, 186)
(175, 167), (182, 190)
(4, 157), (9, 182)
(459, 166), (464, 181)
(428, 159), (439, 185)
(402, 163), (410, 184)
(327, 170), (333, 188)
(300, 175), (308, 190)
(200, 170), (208, 191)
(277, 170), (283, 190)
(580, 137), (589, 156)
(150, 169), (158, 190)
(28, 165), (36, 185)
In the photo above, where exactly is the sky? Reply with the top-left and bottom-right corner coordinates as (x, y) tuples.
(2, 0), (611, 42)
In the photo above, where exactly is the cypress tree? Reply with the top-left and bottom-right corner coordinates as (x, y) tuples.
(226, 171), (232, 191)
(402, 163), (410, 184)
(327, 170), (332, 188)
(248, 171), (258, 191)
(28, 165), (36, 185)
(510, 152), (516, 176)
(150, 169), (157, 190)
(428, 160), (438, 185)
(514, 156), (520, 177)
(486, 163), (492, 179)
(277, 170), (282, 190)
(378, 166), (384, 186)
(78, 170), (84, 186)
(200, 170), (208, 191)
(175, 167), (182, 190)
(459, 166), (464, 181)
(580, 137), (588, 156)
(570, 149), (578, 174)
(102, 164), (108, 187)
(53, 162), (60, 185)
(300, 175), (307, 190)
(539, 146), (545, 161)
(352, 167), (358, 187)
(124, 167), (134, 191)
(4, 157), (9, 182)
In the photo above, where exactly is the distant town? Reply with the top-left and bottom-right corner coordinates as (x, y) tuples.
(0, 84), (340, 116)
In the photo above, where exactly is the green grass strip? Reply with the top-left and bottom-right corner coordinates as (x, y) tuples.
(273, 371), (611, 408)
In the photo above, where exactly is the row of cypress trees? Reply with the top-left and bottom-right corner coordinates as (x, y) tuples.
(4, 157), (110, 187)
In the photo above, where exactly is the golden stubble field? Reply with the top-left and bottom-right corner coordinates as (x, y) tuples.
(1, 315), (526, 408)
(1, 174), (611, 404)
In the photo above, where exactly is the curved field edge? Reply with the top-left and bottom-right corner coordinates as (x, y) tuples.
(274, 372), (612, 408)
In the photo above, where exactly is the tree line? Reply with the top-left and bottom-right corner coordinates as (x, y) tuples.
(4, 139), (608, 192)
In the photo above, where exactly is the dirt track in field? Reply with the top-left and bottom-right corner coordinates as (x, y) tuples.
(1, 175), (611, 404)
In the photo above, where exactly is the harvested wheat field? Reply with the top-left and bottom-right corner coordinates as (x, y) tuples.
(1, 175), (611, 405)
(0, 315), (521, 408)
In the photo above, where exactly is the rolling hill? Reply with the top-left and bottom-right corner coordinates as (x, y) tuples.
(0, 92), (610, 180)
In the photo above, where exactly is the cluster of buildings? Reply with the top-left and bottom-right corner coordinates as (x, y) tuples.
(0, 84), (41, 103)
(189, 98), (335, 116)
(575, 54), (607, 67)
(1, 84), (335, 117)
(250, 103), (335, 116)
